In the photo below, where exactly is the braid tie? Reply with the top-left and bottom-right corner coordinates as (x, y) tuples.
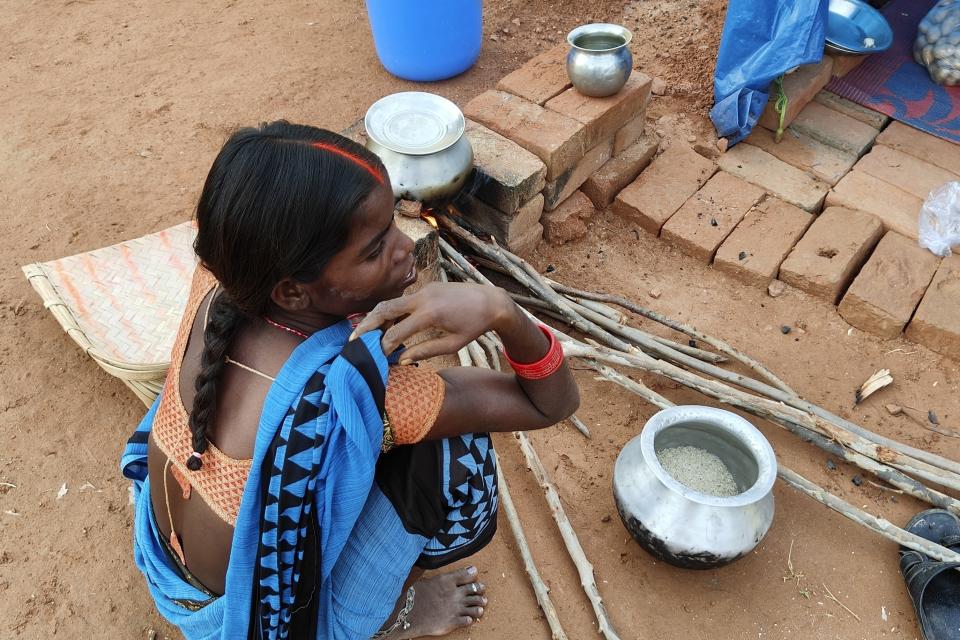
(187, 292), (243, 471)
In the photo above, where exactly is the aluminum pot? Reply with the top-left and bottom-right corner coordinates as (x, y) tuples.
(566, 23), (633, 97)
(613, 405), (777, 569)
(364, 92), (474, 203)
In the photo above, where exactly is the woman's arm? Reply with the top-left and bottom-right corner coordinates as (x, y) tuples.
(350, 282), (580, 440)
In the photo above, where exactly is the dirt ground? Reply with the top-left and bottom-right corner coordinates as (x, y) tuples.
(1, 0), (958, 638)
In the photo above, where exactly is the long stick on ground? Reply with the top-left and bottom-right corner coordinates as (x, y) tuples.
(468, 340), (621, 640)
(440, 225), (960, 505)
(495, 457), (569, 640)
(590, 361), (960, 564)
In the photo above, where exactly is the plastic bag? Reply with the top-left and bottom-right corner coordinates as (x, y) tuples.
(919, 181), (960, 256)
(914, 0), (960, 86)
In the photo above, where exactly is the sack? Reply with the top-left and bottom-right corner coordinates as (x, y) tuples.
(914, 0), (960, 86)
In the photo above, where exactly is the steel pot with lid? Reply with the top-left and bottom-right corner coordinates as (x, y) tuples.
(364, 92), (474, 203)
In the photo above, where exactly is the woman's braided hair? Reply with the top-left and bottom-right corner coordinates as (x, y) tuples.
(186, 121), (386, 470)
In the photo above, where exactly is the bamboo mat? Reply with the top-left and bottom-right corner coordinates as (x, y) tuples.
(22, 221), (198, 406)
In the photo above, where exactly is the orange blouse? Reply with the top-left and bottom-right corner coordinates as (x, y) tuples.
(152, 267), (444, 526)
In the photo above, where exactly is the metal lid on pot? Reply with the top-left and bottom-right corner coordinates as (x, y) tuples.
(364, 92), (465, 156)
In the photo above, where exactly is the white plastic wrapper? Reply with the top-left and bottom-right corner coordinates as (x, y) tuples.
(914, 0), (960, 86)
(919, 181), (960, 256)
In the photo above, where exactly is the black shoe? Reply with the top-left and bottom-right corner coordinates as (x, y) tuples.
(900, 509), (960, 640)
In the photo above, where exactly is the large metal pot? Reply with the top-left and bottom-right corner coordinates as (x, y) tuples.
(613, 406), (777, 569)
(364, 92), (474, 203)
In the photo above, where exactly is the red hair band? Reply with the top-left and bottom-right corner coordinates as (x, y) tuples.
(311, 142), (384, 184)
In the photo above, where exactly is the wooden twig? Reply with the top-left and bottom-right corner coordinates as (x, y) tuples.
(568, 415), (592, 439)
(495, 456), (569, 640)
(544, 277), (795, 395)
(440, 220), (960, 507)
(778, 467), (960, 564)
(466, 340), (621, 640)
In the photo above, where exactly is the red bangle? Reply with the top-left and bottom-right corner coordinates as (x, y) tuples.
(504, 324), (564, 380)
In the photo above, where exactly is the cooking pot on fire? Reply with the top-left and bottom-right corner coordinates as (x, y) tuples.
(364, 92), (474, 203)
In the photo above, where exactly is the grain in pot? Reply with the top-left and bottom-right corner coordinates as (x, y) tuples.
(657, 445), (739, 497)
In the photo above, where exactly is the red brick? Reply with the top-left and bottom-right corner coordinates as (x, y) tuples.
(465, 119), (546, 214)
(714, 198), (813, 287)
(789, 101), (879, 157)
(778, 206), (884, 303)
(463, 90), (586, 181)
(745, 126), (856, 186)
(497, 44), (572, 106)
(612, 145), (716, 234)
(906, 254), (960, 360)
(855, 145), (956, 201)
(456, 193), (544, 246)
(825, 170), (923, 240)
(877, 121), (960, 178)
(838, 232), (941, 338)
(813, 91), (889, 129)
(542, 191), (594, 245)
(543, 138), (613, 211)
(395, 214), (440, 294)
(613, 113), (647, 155)
(827, 52), (867, 77)
(508, 222), (543, 257)
(717, 143), (830, 212)
(582, 133), (659, 208)
(660, 172), (765, 262)
(758, 59), (834, 131)
(545, 72), (653, 149)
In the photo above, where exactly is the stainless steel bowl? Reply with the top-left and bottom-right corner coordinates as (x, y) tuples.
(364, 92), (474, 203)
(613, 405), (777, 569)
(566, 23), (633, 97)
(826, 0), (893, 54)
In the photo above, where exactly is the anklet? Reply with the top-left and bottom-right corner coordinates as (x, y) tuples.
(372, 586), (415, 638)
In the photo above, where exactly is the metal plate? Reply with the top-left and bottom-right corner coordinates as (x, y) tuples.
(826, 0), (893, 54)
(364, 92), (465, 156)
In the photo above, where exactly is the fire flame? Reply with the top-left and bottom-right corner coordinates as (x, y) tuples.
(421, 212), (439, 230)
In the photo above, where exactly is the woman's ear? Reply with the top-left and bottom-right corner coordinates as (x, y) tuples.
(270, 277), (313, 312)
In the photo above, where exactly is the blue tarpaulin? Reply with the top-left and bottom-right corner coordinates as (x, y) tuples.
(711, 0), (830, 145)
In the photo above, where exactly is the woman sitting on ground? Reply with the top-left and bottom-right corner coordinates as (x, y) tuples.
(121, 121), (580, 639)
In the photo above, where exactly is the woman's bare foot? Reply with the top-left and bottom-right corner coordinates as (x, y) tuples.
(395, 566), (487, 638)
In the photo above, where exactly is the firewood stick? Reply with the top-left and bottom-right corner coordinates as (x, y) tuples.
(545, 277), (795, 395)
(589, 361), (960, 562)
(494, 458), (569, 640)
(439, 227), (960, 492)
(777, 467), (960, 565)
(564, 342), (960, 493)
(460, 337), (569, 639)
(587, 360), (960, 514)
(468, 341), (622, 640)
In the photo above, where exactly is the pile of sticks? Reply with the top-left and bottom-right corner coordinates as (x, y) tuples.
(437, 213), (960, 639)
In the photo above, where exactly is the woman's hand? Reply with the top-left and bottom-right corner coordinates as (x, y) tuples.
(350, 282), (517, 364)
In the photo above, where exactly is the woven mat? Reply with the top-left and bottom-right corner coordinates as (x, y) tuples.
(826, 0), (960, 143)
(22, 222), (198, 401)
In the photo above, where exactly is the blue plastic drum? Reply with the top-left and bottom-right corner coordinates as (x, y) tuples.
(365, 0), (483, 81)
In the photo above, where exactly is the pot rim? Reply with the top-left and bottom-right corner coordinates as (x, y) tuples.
(566, 23), (633, 52)
(639, 405), (778, 507)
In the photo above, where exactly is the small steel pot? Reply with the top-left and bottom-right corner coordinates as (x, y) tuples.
(613, 405), (777, 569)
(364, 91), (474, 203)
(566, 23), (633, 97)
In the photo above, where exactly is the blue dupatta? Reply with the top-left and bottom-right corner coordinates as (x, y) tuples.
(122, 322), (427, 639)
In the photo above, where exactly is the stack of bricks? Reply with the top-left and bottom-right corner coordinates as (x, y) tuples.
(463, 43), (653, 250)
